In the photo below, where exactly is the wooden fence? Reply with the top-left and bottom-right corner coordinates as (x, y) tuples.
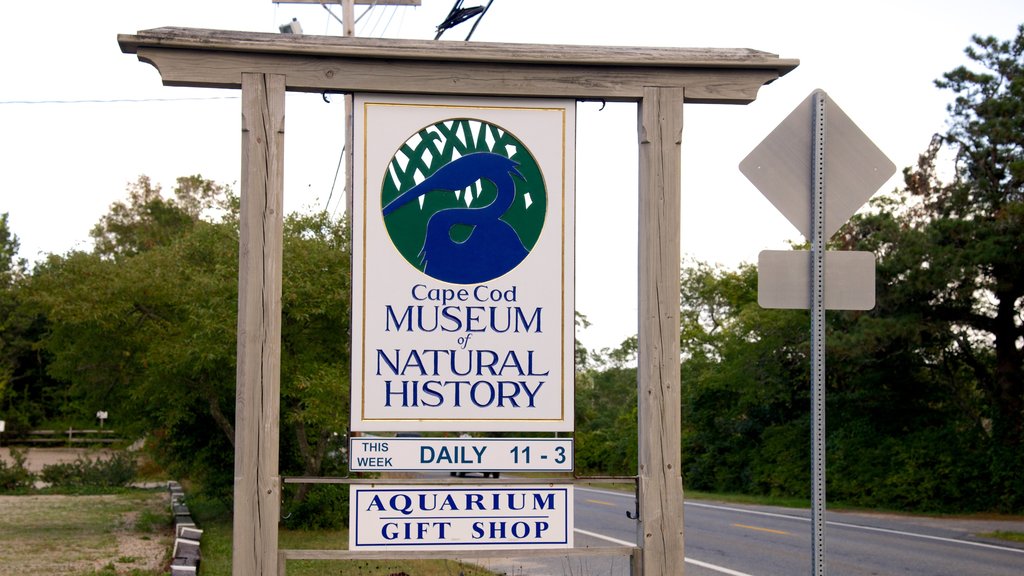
(7, 429), (123, 446)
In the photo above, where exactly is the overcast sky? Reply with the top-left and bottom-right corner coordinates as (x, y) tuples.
(2, 1), (1023, 351)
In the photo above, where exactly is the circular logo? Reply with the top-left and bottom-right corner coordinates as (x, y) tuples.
(381, 118), (546, 284)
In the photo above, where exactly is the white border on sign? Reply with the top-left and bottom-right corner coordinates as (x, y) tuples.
(351, 95), (576, 431)
(349, 484), (574, 550)
(348, 436), (575, 472)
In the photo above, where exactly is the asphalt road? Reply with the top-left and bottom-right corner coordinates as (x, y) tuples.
(561, 486), (1024, 576)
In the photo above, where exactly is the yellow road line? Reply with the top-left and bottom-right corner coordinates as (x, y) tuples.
(733, 523), (791, 536)
(586, 499), (616, 507)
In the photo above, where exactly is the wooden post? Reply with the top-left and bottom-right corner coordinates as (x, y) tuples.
(342, 0), (356, 37)
(234, 72), (286, 576)
(637, 86), (686, 575)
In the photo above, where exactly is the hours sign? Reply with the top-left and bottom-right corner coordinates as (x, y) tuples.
(351, 94), (576, 431)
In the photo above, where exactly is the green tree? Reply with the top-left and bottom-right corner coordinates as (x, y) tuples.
(676, 261), (810, 496)
(278, 210), (352, 525)
(0, 214), (54, 432)
(28, 180), (240, 491)
(575, 26), (1024, 512)
(843, 24), (1024, 510)
(927, 26), (1024, 460)
(574, 363), (638, 475)
(28, 176), (352, 521)
(90, 175), (232, 259)
(0, 213), (24, 284)
(0, 213), (22, 396)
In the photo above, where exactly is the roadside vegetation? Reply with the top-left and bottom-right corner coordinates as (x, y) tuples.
(0, 23), (1021, 570)
(574, 25), (1024, 515)
(0, 447), (142, 493)
(981, 531), (1024, 543)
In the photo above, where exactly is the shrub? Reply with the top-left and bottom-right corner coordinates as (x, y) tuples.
(0, 447), (36, 491)
(39, 451), (138, 489)
(282, 483), (347, 530)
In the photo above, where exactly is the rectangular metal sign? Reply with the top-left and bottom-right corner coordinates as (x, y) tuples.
(351, 94), (576, 431)
(758, 250), (875, 310)
(349, 436), (574, 472)
(349, 484), (574, 550)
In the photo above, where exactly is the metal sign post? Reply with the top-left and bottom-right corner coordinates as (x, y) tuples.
(741, 88), (896, 576)
(810, 90), (828, 576)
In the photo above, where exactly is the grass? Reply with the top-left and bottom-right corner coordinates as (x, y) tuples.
(980, 530), (1024, 543)
(189, 496), (498, 576)
(0, 489), (172, 576)
(684, 489), (812, 509)
(685, 488), (1024, 547)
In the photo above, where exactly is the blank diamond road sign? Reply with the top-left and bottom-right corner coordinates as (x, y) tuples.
(740, 89), (896, 240)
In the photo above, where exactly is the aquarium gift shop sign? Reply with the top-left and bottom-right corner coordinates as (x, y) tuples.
(351, 94), (575, 432)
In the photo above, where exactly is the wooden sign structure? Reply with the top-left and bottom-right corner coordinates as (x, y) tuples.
(118, 27), (797, 576)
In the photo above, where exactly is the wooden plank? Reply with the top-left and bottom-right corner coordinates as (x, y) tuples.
(120, 28), (796, 69)
(637, 86), (686, 574)
(341, 0), (355, 37)
(233, 72), (285, 576)
(281, 475), (635, 485)
(132, 47), (778, 103)
(119, 28), (795, 104)
(279, 546), (636, 561)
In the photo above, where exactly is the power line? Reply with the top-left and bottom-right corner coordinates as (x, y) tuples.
(326, 143), (347, 218)
(0, 96), (240, 105)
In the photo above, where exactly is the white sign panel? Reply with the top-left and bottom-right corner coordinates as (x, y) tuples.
(350, 484), (573, 550)
(758, 250), (876, 310)
(352, 94), (576, 431)
(349, 436), (574, 472)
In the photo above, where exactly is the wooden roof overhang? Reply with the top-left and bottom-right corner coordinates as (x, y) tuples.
(118, 27), (798, 103)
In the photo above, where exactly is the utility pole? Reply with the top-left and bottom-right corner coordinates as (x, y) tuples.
(275, 0), (423, 35)
(273, 0), (422, 220)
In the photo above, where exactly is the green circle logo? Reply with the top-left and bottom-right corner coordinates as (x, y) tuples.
(381, 118), (546, 284)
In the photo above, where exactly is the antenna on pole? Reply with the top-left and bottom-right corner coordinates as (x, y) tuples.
(434, 0), (494, 40)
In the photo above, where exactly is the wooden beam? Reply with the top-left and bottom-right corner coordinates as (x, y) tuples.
(118, 28), (797, 103)
(233, 72), (285, 576)
(637, 86), (686, 574)
(279, 546), (635, 561)
(133, 47), (778, 103)
(119, 27), (792, 67)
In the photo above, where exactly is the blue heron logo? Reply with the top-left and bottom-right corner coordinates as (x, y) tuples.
(380, 118), (547, 284)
